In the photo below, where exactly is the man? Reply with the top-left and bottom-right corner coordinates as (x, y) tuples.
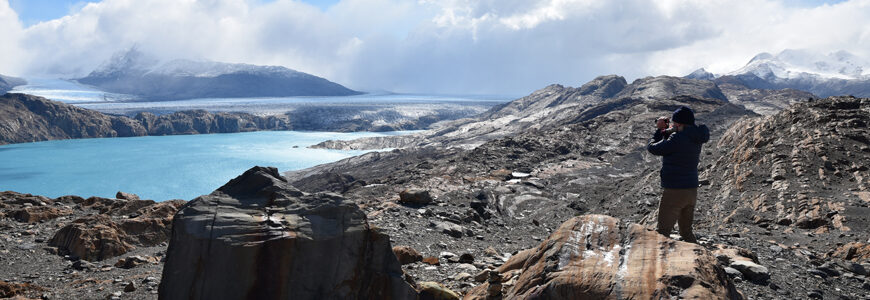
(647, 106), (709, 243)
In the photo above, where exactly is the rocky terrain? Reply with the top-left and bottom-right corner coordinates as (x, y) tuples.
(311, 75), (733, 150)
(0, 93), (463, 145)
(714, 77), (815, 116)
(685, 67), (819, 117)
(0, 75), (25, 94)
(287, 80), (869, 299)
(1, 75), (869, 299)
(77, 48), (360, 100)
(0, 191), (183, 299)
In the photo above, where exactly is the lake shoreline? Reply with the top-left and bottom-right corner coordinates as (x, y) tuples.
(1, 92), (507, 146)
(0, 130), (407, 201)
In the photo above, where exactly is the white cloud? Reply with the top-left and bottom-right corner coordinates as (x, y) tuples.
(0, 0), (25, 75)
(1, 0), (869, 95)
(645, 0), (870, 77)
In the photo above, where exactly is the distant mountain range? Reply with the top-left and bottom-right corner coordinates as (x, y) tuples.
(76, 49), (361, 100)
(687, 49), (870, 98)
(0, 74), (26, 93)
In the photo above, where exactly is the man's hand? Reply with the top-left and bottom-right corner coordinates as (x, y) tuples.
(656, 117), (669, 130)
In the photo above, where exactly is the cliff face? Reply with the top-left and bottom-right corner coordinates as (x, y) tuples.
(0, 93), (475, 145)
(0, 93), (140, 144)
(0, 93), (293, 145)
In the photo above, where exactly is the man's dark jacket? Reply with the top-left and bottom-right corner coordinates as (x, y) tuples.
(647, 125), (710, 189)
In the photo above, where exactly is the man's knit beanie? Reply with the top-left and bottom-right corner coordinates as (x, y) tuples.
(672, 106), (695, 125)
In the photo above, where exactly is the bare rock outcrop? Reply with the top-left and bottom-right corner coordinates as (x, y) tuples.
(48, 199), (184, 261)
(0, 280), (42, 298)
(704, 96), (870, 233)
(11, 206), (72, 223)
(158, 166), (417, 300)
(115, 191), (140, 201)
(464, 214), (742, 300)
(828, 242), (870, 263)
(615, 76), (728, 101)
(48, 215), (133, 261)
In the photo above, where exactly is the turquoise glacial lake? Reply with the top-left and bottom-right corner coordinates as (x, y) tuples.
(0, 131), (405, 201)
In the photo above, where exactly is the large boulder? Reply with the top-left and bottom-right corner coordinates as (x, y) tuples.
(464, 214), (742, 300)
(115, 191), (140, 201)
(712, 245), (769, 283)
(159, 166), (417, 300)
(418, 282), (460, 300)
(393, 246), (424, 265)
(48, 215), (133, 261)
(399, 189), (434, 205)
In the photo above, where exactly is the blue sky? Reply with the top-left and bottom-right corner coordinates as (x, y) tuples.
(8, 0), (94, 26)
(1, 0), (869, 94)
(9, 0), (341, 26)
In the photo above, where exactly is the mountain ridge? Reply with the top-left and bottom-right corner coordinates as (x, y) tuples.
(310, 75), (734, 150)
(687, 49), (870, 98)
(76, 49), (361, 100)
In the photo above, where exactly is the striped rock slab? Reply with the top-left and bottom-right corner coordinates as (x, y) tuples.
(464, 214), (742, 300)
(159, 166), (417, 300)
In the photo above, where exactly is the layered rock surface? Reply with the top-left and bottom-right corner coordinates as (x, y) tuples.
(159, 166), (416, 300)
(464, 214), (742, 299)
(703, 96), (870, 234)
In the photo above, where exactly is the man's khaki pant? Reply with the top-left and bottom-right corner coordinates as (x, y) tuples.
(656, 188), (697, 243)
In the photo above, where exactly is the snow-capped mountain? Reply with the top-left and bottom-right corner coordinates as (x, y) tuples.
(729, 49), (869, 81)
(77, 49), (360, 100)
(684, 68), (716, 81)
(686, 49), (870, 98)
